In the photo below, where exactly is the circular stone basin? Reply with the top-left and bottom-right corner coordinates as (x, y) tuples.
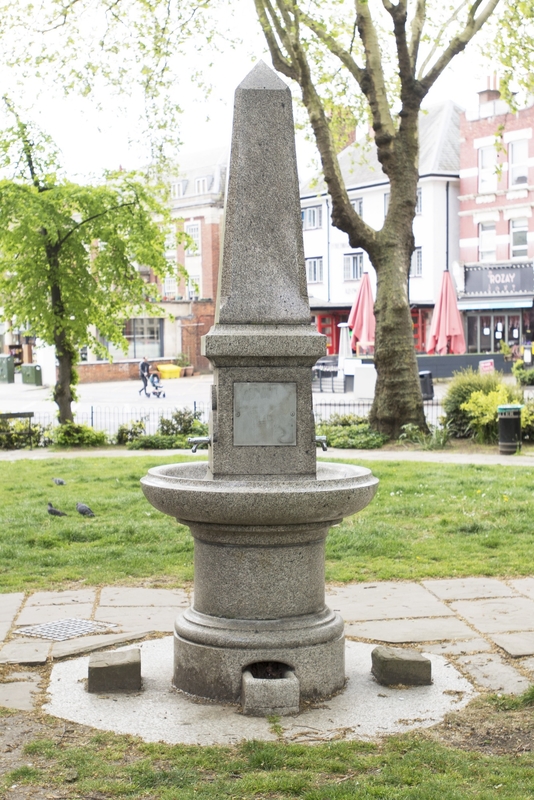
(141, 461), (378, 526)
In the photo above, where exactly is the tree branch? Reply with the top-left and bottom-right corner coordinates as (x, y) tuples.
(408, 0), (427, 68)
(298, 10), (365, 87)
(419, 0), (502, 91)
(355, 0), (395, 139)
(254, 0), (297, 79)
(58, 201), (137, 247)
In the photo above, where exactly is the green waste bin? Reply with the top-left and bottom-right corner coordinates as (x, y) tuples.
(498, 404), (523, 455)
(0, 355), (14, 383)
(21, 364), (43, 386)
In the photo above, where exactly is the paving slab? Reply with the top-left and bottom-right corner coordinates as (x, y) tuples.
(326, 582), (452, 621)
(509, 577), (534, 600)
(519, 656), (534, 676)
(424, 638), (492, 655)
(0, 672), (41, 711)
(25, 589), (96, 606)
(490, 631), (534, 658)
(0, 638), (51, 665)
(52, 630), (154, 660)
(99, 587), (189, 607)
(456, 652), (532, 695)
(95, 606), (178, 632)
(345, 616), (475, 643)
(0, 593), (24, 642)
(422, 578), (516, 601)
(450, 597), (534, 634)
(15, 604), (94, 626)
(44, 638), (475, 745)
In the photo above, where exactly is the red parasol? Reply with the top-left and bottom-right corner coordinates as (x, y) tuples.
(348, 272), (376, 352)
(427, 271), (466, 355)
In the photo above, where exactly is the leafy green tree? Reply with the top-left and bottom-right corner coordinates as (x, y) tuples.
(0, 105), (183, 423)
(254, 0), (503, 436)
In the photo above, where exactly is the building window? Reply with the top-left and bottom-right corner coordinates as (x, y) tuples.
(509, 140), (529, 187)
(344, 252), (364, 281)
(351, 197), (363, 216)
(410, 247), (422, 277)
(306, 257), (323, 283)
(185, 222), (201, 255)
(479, 222), (496, 262)
(170, 181), (186, 199)
(511, 217), (528, 259)
(384, 192), (390, 216)
(415, 187), (422, 214)
(163, 276), (178, 298)
(164, 226), (176, 254)
(301, 206), (322, 230)
(195, 177), (208, 194)
(478, 145), (497, 193)
(106, 317), (163, 360)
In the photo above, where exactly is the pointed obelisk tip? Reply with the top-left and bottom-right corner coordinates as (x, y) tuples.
(237, 60), (289, 92)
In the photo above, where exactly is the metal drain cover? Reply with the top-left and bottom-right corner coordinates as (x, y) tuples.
(15, 618), (117, 641)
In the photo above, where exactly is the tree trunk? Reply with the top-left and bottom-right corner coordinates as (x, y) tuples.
(53, 334), (76, 424)
(370, 241), (427, 437)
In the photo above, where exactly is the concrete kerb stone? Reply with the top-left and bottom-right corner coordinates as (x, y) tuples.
(88, 648), (142, 693)
(371, 646), (432, 686)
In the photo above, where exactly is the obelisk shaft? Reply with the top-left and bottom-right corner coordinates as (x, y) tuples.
(217, 60), (311, 325)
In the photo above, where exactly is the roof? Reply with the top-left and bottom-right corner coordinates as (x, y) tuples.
(168, 146), (229, 203)
(301, 101), (462, 195)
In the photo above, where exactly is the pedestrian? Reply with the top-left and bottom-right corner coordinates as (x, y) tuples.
(139, 356), (150, 397)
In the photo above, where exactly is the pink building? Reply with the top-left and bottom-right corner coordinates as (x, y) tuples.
(458, 89), (534, 353)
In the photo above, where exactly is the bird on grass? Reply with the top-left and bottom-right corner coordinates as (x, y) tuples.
(48, 502), (67, 517)
(53, 477), (66, 485)
(76, 502), (95, 517)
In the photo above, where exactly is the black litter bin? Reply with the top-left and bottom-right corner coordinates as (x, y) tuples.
(498, 404), (523, 455)
(419, 370), (434, 401)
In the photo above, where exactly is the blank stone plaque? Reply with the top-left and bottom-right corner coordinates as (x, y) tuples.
(234, 382), (297, 446)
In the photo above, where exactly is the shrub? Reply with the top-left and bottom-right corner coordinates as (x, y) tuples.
(157, 408), (205, 436)
(460, 385), (517, 444)
(0, 420), (52, 450)
(512, 359), (534, 386)
(115, 419), (147, 445)
(399, 423), (451, 450)
(316, 421), (388, 449)
(53, 422), (108, 448)
(442, 368), (503, 438)
(521, 401), (534, 441)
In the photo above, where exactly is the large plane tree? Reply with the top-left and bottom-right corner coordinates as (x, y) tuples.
(254, 0), (504, 436)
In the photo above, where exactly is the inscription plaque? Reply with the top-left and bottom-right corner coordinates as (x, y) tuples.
(233, 382), (297, 446)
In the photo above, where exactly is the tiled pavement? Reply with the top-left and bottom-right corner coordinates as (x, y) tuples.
(2, 577), (534, 711)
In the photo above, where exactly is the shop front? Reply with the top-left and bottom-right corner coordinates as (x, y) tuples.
(458, 263), (534, 354)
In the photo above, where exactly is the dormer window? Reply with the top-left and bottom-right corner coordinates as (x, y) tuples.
(195, 177), (208, 194)
(170, 181), (186, 199)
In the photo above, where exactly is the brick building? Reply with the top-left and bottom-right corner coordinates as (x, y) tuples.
(458, 89), (534, 353)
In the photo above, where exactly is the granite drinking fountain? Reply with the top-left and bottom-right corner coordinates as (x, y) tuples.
(141, 61), (378, 714)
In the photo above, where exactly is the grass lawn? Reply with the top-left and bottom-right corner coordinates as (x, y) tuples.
(1, 454), (533, 592)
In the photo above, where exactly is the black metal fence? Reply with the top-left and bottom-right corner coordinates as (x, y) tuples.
(313, 399), (443, 428)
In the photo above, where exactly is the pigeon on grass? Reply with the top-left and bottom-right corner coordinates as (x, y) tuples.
(76, 502), (95, 517)
(48, 502), (67, 517)
(53, 477), (66, 485)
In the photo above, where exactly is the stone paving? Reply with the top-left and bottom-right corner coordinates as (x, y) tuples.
(2, 577), (534, 715)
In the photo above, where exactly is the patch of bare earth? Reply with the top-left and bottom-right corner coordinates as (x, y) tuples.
(424, 697), (534, 755)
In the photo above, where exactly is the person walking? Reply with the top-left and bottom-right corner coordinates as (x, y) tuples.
(139, 356), (150, 397)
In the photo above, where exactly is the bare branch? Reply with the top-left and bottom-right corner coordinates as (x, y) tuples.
(409, 0), (427, 67)
(419, 0), (502, 90)
(254, 0), (297, 79)
(298, 11), (365, 86)
(355, 0), (395, 137)
(417, 0), (470, 77)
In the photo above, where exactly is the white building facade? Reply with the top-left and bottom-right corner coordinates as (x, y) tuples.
(301, 102), (462, 355)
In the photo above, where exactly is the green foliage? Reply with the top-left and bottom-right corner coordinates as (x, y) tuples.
(126, 434), (189, 450)
(157, 408), (205, 436)
(512, 359), (534, 386)
(442, 368), (504, 438)
(174, 353), (191, 367)
(461, 386), (519, 444)
(52, 422), (108, 448)
(399, 423), (451, 450)
(0, 419), (52, 449)
(115, 419), (147, 445)
(317, 420), (389, 449)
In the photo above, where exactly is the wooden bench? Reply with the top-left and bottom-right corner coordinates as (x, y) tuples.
(0, 412), (35, 449)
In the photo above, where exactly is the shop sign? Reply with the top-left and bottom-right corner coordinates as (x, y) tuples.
(479, 359), (495, 374)
(464, 263), (534, 295)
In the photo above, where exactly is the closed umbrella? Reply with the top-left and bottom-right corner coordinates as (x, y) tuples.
(427, 271), (466, 355)
(348, 272), (376, 353)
